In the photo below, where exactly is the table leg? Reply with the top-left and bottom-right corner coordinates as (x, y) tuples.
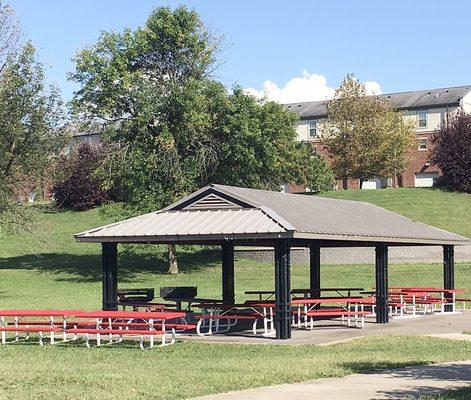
(262, 307), (268, 335)
(50, 316), (55, 344)
(150, 318), (156, 347)
(63, 317), (67, 341)
(1, 316), (5, 344)
(14, 317), (19, 342)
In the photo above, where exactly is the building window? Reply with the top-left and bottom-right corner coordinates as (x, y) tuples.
(417, 110), (427, 128)
(418, 138), (427, 151)
(308, 120), (318, 138)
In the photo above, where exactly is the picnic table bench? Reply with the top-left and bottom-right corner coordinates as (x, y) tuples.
(291, 287), (365, 298)
(389, 288), (466, 315)
(0, 309), (82, 345)
(0, 309), (187, 348)
(290, 297), (374, 329)
(245, 298), (373, 329)
(194, 302), (275, 336)
(245, 288), (365, 301)
(68, 310), (186, 348)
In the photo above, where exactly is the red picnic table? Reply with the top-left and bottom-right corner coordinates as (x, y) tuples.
(75, 310), (187, 327)
(290, 297), (374, 329)
(398, 287), (466, 313)
(0, 309), (82, 317)
(245, 297), (374, 330)
(60, 310), (186, 348)
(245, 288), (365, 301)
(193, 302), (275, 336)
(0, 309), (188, 347)
(119, 302), (172, 312)
(0, 310), (84, 345)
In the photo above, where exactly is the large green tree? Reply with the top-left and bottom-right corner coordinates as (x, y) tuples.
(0, 41), (64, 236)
(71, 6), (334, 272)
(324, 75), (415, 187)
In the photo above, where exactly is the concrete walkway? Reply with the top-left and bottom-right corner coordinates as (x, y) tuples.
(192, 361), (471, 400)
(181, 310), (471, 345)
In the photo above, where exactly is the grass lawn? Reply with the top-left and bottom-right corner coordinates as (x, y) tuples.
(417, 387), (471, 400)
(319, 187), (471, 239)
(0, 337), (470, 400)
(0, 188), (470, 399)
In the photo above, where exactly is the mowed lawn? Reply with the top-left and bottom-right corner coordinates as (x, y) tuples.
(319, 187), (471, 239)
(1, 337), (471, 400)
(0, 188), (470, 399)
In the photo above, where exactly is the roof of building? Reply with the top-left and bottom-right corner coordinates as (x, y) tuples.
(75, 184), (470, 246)
(285, 84), (471, 119)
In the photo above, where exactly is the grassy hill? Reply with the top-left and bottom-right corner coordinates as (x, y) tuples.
(320, 188), (471, 239)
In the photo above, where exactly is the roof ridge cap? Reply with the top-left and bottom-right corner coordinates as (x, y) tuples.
(259, 206), (297, 232)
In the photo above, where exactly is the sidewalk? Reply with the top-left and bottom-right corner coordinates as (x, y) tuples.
(182, 310), (471, 345)
(192, 361), (471, 400)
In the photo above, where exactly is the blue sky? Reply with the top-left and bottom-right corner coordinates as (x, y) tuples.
(9, 0), (471, 103)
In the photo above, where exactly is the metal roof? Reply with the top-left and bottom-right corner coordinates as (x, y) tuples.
(75, 184), (470, 246)
(285, 85), (471, 119)
(75, 208), (290, 242)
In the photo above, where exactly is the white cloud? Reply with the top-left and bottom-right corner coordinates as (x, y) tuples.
(245, 70), (382, 104)
(364, 81), (382, 95)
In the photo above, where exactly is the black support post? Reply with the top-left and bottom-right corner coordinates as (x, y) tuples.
(309, 244), (321, 302)
(443, 245), (455, 312)
(222, 241), (235, 305)
(102, 242), (118, 311)
(274, 239), (291, 339)
(375, 244), (389, 323)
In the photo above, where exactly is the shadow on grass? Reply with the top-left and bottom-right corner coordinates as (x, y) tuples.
(342, 360), (471, 399)
(342, 360), (429, 374)
(3, 337), (169, 350)
(0, 247), (221, 283)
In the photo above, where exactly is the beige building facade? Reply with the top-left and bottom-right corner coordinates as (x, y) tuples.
(287, 85), (471, 190)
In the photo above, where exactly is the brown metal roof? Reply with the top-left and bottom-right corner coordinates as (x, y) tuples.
(75, 184), (470, 245)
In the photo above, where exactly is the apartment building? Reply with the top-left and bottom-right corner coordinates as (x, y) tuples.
(286, 85), (471, 189)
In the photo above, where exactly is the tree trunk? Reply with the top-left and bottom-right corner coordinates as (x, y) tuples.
(167, 244), (178, 274)
(342, 177), (348, 190)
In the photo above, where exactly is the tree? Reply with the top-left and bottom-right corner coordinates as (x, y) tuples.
(211, 88), (334, 191)
(53, 142), (109, 211)
(70, 6), (334, 272)
(0, 1), (20, 74)
(324, 74), (415, 187)
(0, 41), (64, 236)
(430, 113), (471, 193)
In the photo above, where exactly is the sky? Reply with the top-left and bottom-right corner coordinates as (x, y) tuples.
(9, 0), (471, 104)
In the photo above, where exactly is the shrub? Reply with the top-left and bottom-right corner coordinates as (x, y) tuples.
(52, 142), (108, 210)
(430, 113), (471, 193)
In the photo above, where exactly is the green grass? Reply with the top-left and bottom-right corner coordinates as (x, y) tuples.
(319, 187), (471, 239)
(416, 387), (471, 400)
(0, 337), (470, 400)
(0, 189), (470, 399)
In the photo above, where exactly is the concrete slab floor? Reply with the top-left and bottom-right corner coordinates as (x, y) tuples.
(180, 310), (471, 345)
(191, 361), (471, 400)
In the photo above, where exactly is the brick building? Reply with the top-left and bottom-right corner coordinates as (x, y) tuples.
(286, 85), (471, 190)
